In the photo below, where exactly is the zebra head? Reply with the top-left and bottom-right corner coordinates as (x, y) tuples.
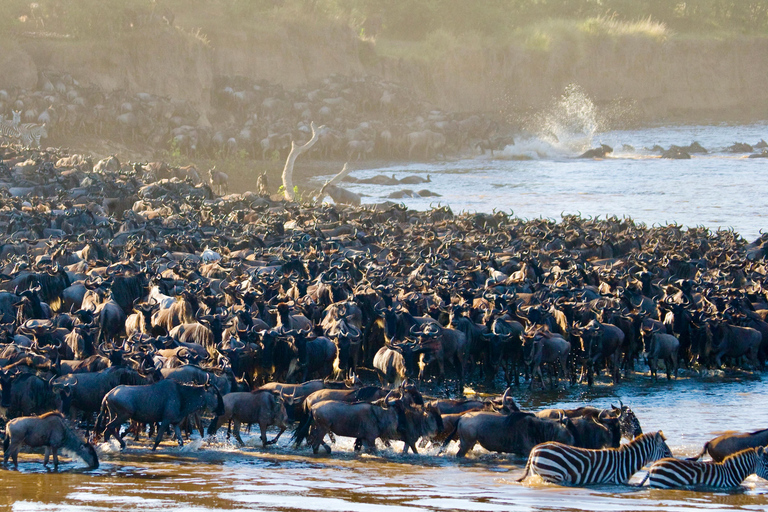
(755, 446), (768, 480)
(651, 431), (673, 460)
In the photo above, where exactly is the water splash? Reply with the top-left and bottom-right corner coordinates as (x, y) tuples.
(537, 83), (600, 152)
(502, 84), (602, 159)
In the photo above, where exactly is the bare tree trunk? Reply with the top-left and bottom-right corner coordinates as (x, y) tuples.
(281, 122), (324, 201)
(315, 162), (352, 204)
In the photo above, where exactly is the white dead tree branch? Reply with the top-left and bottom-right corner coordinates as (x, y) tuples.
(314, 162), (352, 203)
(281, 121), (324, 201)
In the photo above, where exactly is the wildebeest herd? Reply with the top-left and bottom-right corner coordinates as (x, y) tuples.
(0, 143), (768, 490)
(0, 71), (514, 161)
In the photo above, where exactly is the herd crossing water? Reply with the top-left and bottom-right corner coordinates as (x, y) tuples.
(2, 86), (768, 511)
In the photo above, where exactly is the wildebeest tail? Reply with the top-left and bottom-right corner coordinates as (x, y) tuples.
(207, 415), (221, 437)
(440, 417), (461, 451)
(686, 441), (709, 461)
(3, 431), (8, 454)
(291, 404), (314, 447)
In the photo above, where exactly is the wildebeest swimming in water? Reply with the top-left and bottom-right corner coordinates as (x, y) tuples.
(578, 144), (612, 158)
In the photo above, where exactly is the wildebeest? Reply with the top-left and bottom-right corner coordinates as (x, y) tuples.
(3, 411), (98, 469)
(305, 391), (435, 455)
(574, 320), (624, 385)
(688, 427), (768, 462)
(207, 390), (290, 446)
(96, 378), (224, 450)
(443, 411), (574, 457)
(292, 385), (389, 447)
(1, 372), (71, 419)
(642, 328), (679, 380)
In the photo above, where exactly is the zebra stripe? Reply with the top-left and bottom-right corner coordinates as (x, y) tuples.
(646, 446), (768, 488)
(518, 431), (672, 485)
(17, 123), (48, 148)
(0, 121), (20, 139)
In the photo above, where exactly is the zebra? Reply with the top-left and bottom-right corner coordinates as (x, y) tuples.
(0, 120), (20, 141)
(17, 123), (48, 148)
(517, 431), (672, 485)
(642, 446), (768, 488)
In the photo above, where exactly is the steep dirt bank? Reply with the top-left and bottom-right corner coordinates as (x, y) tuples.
(3, 28), (768, 126)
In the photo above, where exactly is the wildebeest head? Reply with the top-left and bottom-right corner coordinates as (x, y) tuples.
(204, 379), (226, 416)
(51, 377), (75, 416)
(612, 401), (642, 439)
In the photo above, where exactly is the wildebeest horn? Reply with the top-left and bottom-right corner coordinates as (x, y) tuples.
(501, 386), (511, 405)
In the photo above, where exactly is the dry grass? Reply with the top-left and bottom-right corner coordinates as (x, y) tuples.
(579, 15), (669, 42)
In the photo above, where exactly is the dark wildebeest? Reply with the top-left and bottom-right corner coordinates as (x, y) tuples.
(1, 372), (72, 419)
(306, 389), (436, 455)
(207, 390), (290, 447)
(536, 403), (642, 441)
(96, 378), (224, 450)
(307, 398), (399, 454)
(688, 428), (768, 462)
(641, 327), (680, 380)
(292, 386), (390, 447)
(3, 411), (99, 469)
(574, 320), (624, 385)
(443, 411), (574, 457)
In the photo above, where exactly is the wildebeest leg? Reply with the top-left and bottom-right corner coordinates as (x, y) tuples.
(152, 420), (171, 450)
(172, 424), (185, 447)
(354, 439), (363, 451)
(105, 416), (127, 450)
(9, 441), (20, 467)
(456, 437), (474, 458)
(266, 426), (285, 445)
(52, 447), (59, 469)
(44, 446), (51, 466)
(234, 419), (245, 446)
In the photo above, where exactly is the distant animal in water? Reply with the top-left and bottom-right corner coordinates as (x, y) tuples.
(661, 146), (691, 159)
(398, 174), (431, 185)
(578, 144), (612, 159)
(728, 142), (753, 153)
(3, 411), (99, 469)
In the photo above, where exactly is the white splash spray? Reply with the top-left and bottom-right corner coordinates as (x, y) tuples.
(501, 84), (602, 159)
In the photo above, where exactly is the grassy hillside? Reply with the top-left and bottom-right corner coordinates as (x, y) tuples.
(4, 1), (767, 47)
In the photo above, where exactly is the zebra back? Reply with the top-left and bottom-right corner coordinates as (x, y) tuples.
(519, 431), (671, 485)
(647, 446), (768, 488)
(17, 123), (48, 148)
(0, 121), (20, 140)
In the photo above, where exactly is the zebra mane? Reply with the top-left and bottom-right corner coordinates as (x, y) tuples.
(719, 446), (760, 464)
(615, 430), (663, 452)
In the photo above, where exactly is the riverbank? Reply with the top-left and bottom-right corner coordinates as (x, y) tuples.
(3, 7), (768, 128)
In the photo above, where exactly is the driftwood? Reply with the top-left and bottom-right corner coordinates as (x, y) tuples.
(315, 163), (352, 204)
(281, 122), (324, 201)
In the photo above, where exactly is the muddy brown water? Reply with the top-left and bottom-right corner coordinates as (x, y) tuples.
(2, 371), (768, 511)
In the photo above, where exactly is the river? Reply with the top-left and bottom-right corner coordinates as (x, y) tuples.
(314, 88), (768, 242)
(3, 372), (768, 511)
(4, 90), (768, 510)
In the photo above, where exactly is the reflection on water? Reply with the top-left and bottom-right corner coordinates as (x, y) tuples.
(3, 375), (768, 511)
